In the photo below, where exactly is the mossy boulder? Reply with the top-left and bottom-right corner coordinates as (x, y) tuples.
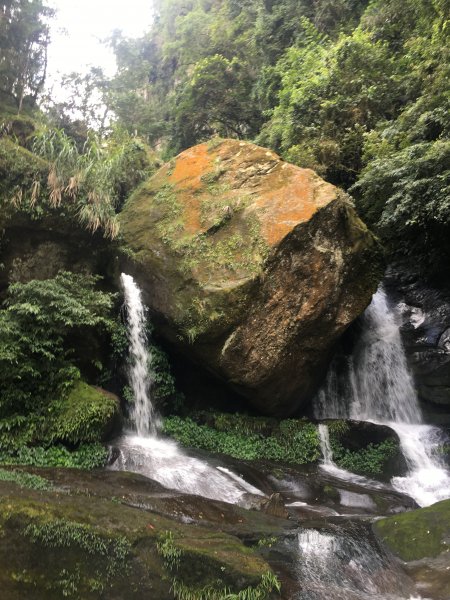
(324, 419), (405, 480)
(374, 500), (450, 599)
(43, 381), (121, 445)
(374, 500), (450, 562)
(0, 469), (281, 600)
(120, 139), (382, 415)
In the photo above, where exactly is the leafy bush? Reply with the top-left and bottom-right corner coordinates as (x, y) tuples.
(163, 414), (321, 465)
(0, 443), (108, 469)
(331, 439), (398, 475)
(0, 272), (117, 419)
(0, 272), (121, 456)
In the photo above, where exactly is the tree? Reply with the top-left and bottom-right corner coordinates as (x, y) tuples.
(0, 0), (54, 112)
(172, 54), (261, 152)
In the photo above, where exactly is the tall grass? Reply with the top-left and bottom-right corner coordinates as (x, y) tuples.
(26, 126), (150, 238)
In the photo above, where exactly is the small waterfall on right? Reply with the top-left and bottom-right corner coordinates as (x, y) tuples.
(316, 287), (450, 507)
(296, 526), (418, 600)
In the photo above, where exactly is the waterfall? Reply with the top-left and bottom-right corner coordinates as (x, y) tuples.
(315, 287), (450, 507)
(318, 424), (333, 466)
(296, 526), (421, 600)
(111, 273), (264, 505)
(121, 273), (159, 436)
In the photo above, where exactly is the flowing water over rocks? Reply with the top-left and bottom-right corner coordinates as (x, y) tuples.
(316, 287), (450, 508)
(110, 273), (265, 506)
(109, 276), (449, 600)
(293, 523), (430, 600)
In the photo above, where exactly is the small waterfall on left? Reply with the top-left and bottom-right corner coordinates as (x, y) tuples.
(120, 273), (159, 436)
(109, 273), (263, 506)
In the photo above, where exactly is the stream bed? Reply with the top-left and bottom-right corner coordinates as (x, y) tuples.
(107, 274), (450, 599)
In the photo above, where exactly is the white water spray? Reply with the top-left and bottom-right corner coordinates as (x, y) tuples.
(120, 273), (159, 435)
(296, 527), (418, 599)
(112, 274), (264, 505)
(316, 288), (450, 507)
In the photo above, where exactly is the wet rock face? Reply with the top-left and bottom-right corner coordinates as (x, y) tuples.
(0, 218), (114, 295)
(120, 139), (381, 415)
(385, 265), (450, 421)
(0, 468), (283, 600)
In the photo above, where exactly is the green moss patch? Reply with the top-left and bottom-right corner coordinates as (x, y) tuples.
(44, 381), (120, 445)
(374, 499), (450, 561)
(0, 477), (276, 599)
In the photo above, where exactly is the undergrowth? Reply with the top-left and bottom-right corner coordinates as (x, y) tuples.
(163, 414), (321, 464)
(0, 467), (52, 491)
(156, 530), (281, 600)
(0, 443), (108, 469)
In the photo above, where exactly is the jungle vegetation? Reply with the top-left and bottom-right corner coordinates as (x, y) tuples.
(0, 0), (449, 463)
(1, 0), (449, 270)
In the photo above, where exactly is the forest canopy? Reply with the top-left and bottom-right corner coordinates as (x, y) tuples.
(1, 0), (449, 272)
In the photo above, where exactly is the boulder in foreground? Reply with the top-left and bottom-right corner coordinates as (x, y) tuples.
(120, 139), (381, 415)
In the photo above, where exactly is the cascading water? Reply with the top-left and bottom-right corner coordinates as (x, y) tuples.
(296, 526), (423, 600)
(315, 287), (450, 507)
(109, 273), (263, 506)
(120, 273), (159, 436)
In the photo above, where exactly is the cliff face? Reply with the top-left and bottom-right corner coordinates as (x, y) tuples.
(120, 139), (382, 415)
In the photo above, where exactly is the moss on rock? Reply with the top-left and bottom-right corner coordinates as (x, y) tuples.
(0, 470), (278, 600)
(120, 139), (382, 415)
(43, 381), (121, 445)
(374, 499), (450, 562)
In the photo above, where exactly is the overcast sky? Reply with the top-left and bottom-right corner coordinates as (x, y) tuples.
(47, 0), (154, 79)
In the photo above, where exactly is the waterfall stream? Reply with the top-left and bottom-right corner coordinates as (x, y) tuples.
(110, 273), (264, 505)
(296, 526), (423, 600)
(120, 273), (159, 436)
(315, 288), (450, 507)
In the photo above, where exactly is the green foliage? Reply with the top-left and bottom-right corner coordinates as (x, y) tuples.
(149, 341), (185, 414)
(171, 54), (261, 154)
(24, 518), (131, 580)
(170, 571), (281, 600)
(0, 467), (52, 491)
(0, 443), (108, 469)
(0, 272), (121, 460)
(331, 439), (398, 475)
(0, 0), (54, 111)
(163, 414), (321, 464)
(0, 136), (48, 220)
(258, 24), (399, 186)
(0, 272), (117, 425)
(27, 125), (154, 237)
(157, 530), (183, 571)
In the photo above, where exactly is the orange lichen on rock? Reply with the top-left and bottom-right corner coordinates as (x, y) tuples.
(169, 143), (213, 235)
(254, 167), (337, 247)
(169, 143), (212, 191)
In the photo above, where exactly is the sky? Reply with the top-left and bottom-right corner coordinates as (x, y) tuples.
(47, 0), (154, 80)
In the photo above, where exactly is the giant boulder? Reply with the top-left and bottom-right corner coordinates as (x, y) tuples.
(120, 139), (381, 415)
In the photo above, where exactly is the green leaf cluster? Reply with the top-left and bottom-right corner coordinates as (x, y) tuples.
(0, 272), (121, 456)
(331, 439), (398, 475)
(0, 443), (108, 469)
(163, 414), (321, 464)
